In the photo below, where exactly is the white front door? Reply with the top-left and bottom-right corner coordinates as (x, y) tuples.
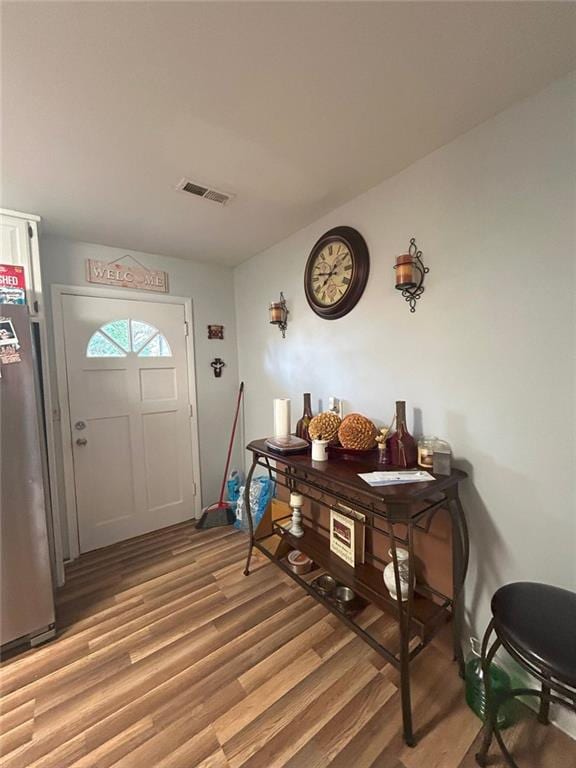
(61, 294), (196, 552)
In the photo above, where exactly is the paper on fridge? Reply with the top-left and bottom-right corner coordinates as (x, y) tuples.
(0, 265), (26, 305)
(358, 470), (434, 487)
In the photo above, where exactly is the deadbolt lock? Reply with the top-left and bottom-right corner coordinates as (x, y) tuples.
(75, 421), (86, 430)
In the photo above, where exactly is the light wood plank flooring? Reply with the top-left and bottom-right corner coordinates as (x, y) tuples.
(1, 521), (574, 767)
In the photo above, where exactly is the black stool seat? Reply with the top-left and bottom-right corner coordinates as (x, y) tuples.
(477, 582), (576, 767)
(492, 582), (576, 686)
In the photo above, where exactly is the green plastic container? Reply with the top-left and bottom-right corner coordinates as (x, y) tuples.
(465, 637), (512, 728)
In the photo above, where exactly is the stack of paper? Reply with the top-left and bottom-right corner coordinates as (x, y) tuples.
(358, 470), (434, 487)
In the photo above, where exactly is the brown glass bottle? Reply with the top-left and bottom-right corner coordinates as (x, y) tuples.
(295, 393), (313, 441)
(386, 401), (418, 468)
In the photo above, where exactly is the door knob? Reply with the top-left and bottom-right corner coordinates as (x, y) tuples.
(76, 438), (88, 446)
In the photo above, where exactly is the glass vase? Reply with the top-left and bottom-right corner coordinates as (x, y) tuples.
(295, 393), (313, 441)
(465, 637), (512, 729)
(385, 401), (418, 468)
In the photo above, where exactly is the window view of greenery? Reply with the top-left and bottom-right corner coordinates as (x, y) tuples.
(86, 319), (172, 358)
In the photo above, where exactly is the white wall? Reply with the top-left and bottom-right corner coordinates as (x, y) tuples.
(235, 72), (576, 717)
(40, 237), (240, 556)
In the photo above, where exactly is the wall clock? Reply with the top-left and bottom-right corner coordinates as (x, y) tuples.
(304, 226), (370, 319)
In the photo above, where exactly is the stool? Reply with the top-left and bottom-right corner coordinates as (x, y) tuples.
(476, 582), (576, 767)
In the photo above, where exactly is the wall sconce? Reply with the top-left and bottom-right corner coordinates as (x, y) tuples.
(269, 292), (289, 338)
(394, 237), (429, 313)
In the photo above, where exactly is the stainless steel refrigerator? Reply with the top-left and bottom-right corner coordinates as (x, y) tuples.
(1, 304), (55, 648)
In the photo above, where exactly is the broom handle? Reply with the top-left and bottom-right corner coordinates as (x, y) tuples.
(217, 381), (245, 506)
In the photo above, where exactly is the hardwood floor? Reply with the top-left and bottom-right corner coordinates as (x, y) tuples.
(1, 521), (574, 767)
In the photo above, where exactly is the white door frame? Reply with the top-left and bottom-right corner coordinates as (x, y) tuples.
(52, 284), (202, 561)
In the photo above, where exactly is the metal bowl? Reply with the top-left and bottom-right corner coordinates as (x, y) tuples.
(334, 585), (356, 604)
(312, 574), (336, 596)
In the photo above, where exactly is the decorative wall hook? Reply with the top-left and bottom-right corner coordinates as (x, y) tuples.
(211, 357), (226, 377)
(269, 292), (289, 338)
(394, 238), (429, 313)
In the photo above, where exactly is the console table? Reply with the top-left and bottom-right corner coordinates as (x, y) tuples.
(242, 439), (469, 747)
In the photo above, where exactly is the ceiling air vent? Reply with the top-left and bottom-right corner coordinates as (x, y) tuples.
(176, 178), (234, 206)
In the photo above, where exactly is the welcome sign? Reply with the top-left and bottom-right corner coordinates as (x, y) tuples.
(86, 257), (168, 293)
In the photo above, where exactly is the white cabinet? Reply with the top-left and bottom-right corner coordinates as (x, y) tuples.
(0, 209), (42, 315)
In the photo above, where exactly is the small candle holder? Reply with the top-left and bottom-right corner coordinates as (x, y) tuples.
(289, 492), (304, 537)
(394, 238), (429, 313)
(417, 436), (437, 469)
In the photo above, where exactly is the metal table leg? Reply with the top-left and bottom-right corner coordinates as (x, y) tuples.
(243, 454), (258, 576)
(448, 488), (469, 677)
(388, 518), (415, 747)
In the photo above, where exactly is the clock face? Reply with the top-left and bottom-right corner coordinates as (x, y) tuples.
(309, 241), (354, 307)
(304, 227), (369, 319)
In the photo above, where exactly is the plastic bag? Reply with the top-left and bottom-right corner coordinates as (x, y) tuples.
(226, 468), (244, 504)
(234, 476), (275, 531)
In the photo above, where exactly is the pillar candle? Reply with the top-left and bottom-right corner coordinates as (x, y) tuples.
(395, 254), (415, 289)
(273, 398), (291, 437)
(290, 492), (303, 508)
(269, 303), (283, 323)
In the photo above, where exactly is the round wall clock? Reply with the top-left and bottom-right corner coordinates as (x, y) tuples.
(304, 226), (370, 319)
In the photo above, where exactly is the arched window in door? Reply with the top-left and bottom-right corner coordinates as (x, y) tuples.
(86, 319), (172, 358)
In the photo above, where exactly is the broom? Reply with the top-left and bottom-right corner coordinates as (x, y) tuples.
(196, 381), (244, 529)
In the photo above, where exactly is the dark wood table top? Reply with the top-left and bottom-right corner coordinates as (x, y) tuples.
(247, 438), (467, 506)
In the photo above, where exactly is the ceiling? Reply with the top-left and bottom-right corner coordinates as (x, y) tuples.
(2, 2), (575, 266)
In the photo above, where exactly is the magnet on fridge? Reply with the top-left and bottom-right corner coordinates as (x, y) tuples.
(0, 318), (19, 348)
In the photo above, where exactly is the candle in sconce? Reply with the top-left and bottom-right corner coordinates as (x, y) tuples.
(269, 302), (284, 323)
(395, 254), (416, 289)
